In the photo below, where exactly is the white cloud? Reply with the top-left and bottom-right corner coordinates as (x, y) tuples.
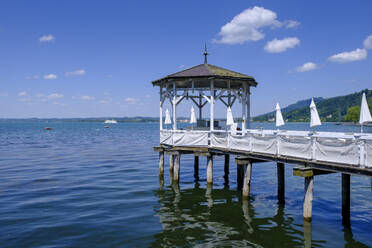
(296, 62), (317, 72)
(264, 37), (300, 53)
(285, 20), (300, 29)
(364, 35), (372, 50)
(0, 93), (8, 97)
(80, 95), (95, 100)
(18, 91), (27, 97)
(47, 93), (64, 99)
(214, 6), (280, 44)
(35, 93), (45, 98)
(44, 74), (57, 80)
(178, 65), (185, 69)
(39, 34), (55, 42)
(328, 48), (367, 63)
(64, 69), (86, 76)
(124, 97), (140, 104)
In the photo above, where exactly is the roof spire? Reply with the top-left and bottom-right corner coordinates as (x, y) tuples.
(203, 42), (209, 64)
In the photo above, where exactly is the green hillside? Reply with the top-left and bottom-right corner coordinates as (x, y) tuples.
(253, 89), (372, 122)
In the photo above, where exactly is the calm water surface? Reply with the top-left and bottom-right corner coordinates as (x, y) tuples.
(0, 122), (371, 247)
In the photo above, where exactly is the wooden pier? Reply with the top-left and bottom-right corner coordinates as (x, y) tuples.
(155, 143), (372, 225)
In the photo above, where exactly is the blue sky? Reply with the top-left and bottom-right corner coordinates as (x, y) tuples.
(0, 0), (371, 118)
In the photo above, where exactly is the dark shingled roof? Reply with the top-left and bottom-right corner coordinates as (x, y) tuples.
(152, 63), (257, 87)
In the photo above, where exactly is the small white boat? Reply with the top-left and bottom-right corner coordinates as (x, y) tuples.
(104, 119), (118, 124)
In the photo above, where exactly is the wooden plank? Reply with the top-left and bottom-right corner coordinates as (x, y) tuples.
(153, 146), (164, 152)
(293, 167), (336, 177)
(235, 156), (267, 165)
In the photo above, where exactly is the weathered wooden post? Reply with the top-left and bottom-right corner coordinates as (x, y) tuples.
(277, 162), (285, 204)
(207, 155), (213, 185)
(169, 154), (174, 173)
(159, 151), (164, 176)
(194, 156), (199, 180)
(173, 152), (181, 183)
(342, 173), (350, 226)
(304, 176), (314, 222)
(303, 220), (312, 248)
(224, 154), (230, 184)
(237, 164), (244, 190)
(242, 161), (253, 199)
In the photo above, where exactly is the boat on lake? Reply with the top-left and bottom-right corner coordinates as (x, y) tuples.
(104, 119), (118, 124)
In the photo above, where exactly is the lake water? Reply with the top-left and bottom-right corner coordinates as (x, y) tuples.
(0, 121), (371, 247)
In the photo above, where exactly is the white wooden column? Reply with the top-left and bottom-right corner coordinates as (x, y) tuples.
(159, 86), (163, 131)
(210, 80), (214, 132)
(172, 82), (177, 130)
(246, 86), (251, 129)
(241, 84), (247, 133)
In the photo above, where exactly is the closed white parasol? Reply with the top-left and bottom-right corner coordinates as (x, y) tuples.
(310, 98), (321, 127)
(275, 103), (285, 127)
(359, 92), (372, 133)
(226, 106), (234, 126)
(164, 109), (172, 124)
(190, 106), (197, 124)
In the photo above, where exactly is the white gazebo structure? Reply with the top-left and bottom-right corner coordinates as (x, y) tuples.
(153, 49), (258, 136)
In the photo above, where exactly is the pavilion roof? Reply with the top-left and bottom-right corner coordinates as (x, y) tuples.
(152, 63), (258, 87)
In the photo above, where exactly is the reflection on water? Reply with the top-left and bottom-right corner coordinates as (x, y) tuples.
(153, 182), (370, 248)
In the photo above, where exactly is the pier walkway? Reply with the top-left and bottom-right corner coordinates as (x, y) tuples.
(155, 129), (372, 224)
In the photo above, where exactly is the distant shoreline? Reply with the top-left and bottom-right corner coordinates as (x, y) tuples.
(0, 118), (371, 126)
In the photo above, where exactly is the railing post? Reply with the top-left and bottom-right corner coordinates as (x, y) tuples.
(359, 139), (366, 168)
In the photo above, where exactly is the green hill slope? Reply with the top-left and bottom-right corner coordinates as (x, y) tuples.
(253, 89), (372, 122)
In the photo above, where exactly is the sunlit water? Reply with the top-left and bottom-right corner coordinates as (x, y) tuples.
(0, 122), (371, 247)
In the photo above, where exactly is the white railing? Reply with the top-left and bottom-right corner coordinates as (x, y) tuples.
(160, 129), (372, 168)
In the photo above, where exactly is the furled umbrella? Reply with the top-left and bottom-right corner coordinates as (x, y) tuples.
(226, 106), (234, 126)
(359, 92), (372, 133)
(275, 103), (285, 128)
(190, 106), (197, 124)
(164, 109), (172, 125)
(310, 98), (321, 127)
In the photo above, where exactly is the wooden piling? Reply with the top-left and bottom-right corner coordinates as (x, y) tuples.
(158, 151), (164, 175)
(169, 154), (174, 173)
(277, 162), (285, 204)
(194, 156), (199, 180)
(224, 154), (230, 183)
(303, 176), (314, 222)
(173, 153), (181, 183)
(342, 173), (350, 226)
(242, 161), (253, 199)
(207, 155), (213, 185)
(237, 164), (244, 190)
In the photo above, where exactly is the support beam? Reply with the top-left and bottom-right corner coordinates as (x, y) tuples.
(207, 155), (213, 185)
(293, 167), (335, 177)
(194, 156), (199, 180)
(342, 173), (350, 226)
(277, 162), (285, 204)
(224, 154), (230, 184)
(242, 161), (253, 199)
(173, 153), (181, 183)
(159, 151), (164, 176)
(303, 176), (314, 222)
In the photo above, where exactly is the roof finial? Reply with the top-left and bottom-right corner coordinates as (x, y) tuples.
(203, 42), (209, 64)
